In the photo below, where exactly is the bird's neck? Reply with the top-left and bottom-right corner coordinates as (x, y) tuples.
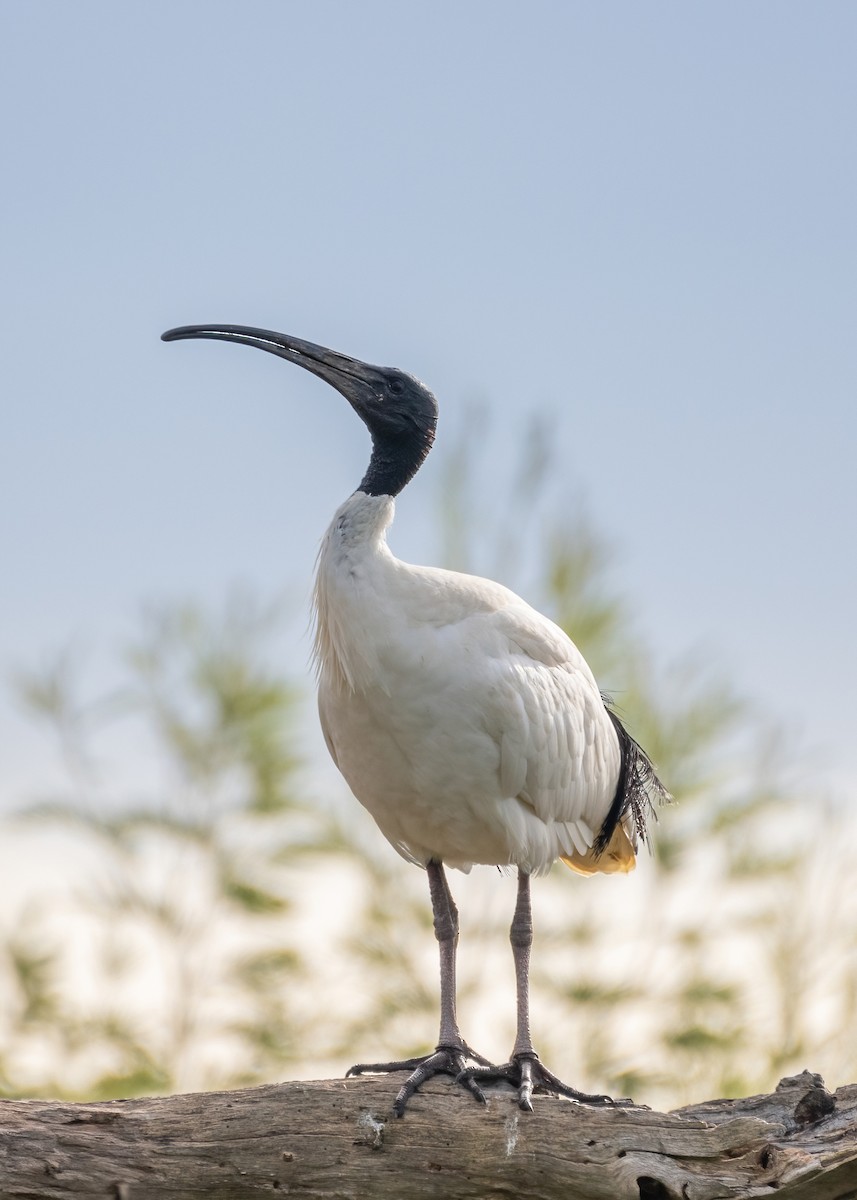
(312, 491), (398, 693)
(320, 491), (395, 555)
(358, 426), (435, 498)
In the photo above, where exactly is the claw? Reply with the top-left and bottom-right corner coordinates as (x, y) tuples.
(346, 1043), (489, 1116)
(458, 1052), (628, 1112)
(459, 1072), (488, 1105)
(347, 1056), (426, 1076)
(518, 1057), (534, 1112)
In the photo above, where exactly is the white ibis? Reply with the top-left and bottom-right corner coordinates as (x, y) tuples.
(161, 324), (669, 1115)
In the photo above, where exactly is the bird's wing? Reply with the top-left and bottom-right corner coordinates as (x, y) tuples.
(477, 602), (622, 841)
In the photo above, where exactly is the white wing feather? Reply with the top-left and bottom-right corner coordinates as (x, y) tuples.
(477, 603), (622, 835)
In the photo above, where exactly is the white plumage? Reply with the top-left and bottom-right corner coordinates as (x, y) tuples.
(162, 322), (667, 1115)
(314, 491), (632, 875)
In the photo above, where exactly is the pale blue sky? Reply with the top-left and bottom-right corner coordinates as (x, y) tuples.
(1, 2), (855, 804)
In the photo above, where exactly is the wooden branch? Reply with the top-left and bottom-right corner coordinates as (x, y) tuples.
(1, 1070), (854, 1199)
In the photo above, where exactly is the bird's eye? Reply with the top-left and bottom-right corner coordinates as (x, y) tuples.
(388, 379), (405, 396)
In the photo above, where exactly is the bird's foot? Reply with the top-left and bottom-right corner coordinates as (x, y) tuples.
(347, 1042), (492, 1117)
(458, 1052), (634, 1113)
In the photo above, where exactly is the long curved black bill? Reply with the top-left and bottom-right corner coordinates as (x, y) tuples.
(161, 324), (379, 397)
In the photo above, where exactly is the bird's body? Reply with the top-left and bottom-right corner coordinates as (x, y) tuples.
(314, 490), (631, 875)
(162, 322), (668, 1115)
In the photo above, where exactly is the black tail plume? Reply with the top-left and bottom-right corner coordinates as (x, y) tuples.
(593, 705), (672, 857)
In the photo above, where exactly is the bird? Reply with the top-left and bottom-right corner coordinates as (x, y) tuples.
(161, 323), (669, 1116)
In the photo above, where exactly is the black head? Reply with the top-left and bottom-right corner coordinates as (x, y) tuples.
(161, 324), (438, 498)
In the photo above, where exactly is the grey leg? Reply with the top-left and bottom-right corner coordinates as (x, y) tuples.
(510, 868), (536, 1059)
(428, 858), (463, 1047)
(509, 869), (538, 1109)
(347, 859), (490, 1116)
(458, 869), (622, 1112)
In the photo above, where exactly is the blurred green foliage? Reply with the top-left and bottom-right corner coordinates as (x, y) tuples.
(1, 420), (853, 1108)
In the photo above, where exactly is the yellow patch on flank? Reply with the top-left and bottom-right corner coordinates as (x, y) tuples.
(560, 824), (636, 877)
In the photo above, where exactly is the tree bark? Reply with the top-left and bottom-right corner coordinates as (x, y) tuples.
(0, 1070), (854, 1199)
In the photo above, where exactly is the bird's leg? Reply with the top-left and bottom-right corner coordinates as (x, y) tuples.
(458, 869), (624, 1112)
(430, 856), (466, 1048)
(509, 865), (536, 1062)
(347, 859), (490, 1116)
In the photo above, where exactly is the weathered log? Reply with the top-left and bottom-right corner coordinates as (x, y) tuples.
(0, 1070), (854, 1199)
